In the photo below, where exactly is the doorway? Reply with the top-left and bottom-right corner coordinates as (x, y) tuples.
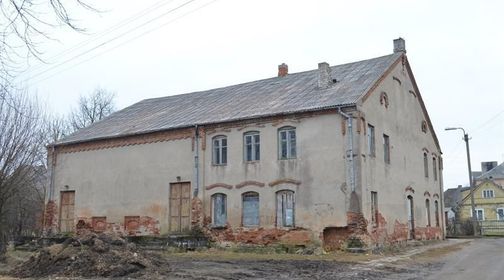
(59, 191), (75, 233)
(169, 182), (191, 232)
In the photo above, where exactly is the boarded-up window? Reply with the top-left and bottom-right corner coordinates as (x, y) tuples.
(278, 127), (296, 159)
(276, 190), (295, 227)
(92, 216), (107, 232)
(425, 199), (431, 227)
(124, 216), (140, 232)
(244, 131), (260, 161)
(434, 201), (440, 227)
(59, 191), (75, 233)
(371, 191), (378, 227)
(424, 152), (429, 178)
(212, 193), (227, 226)
(242, 192), (259, 227)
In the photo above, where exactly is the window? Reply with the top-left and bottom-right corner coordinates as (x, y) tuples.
(242, 192), (259, 227)
(497, 208), (504, 221)
(244, 131), (260, 161)
(278, 127), (296, 159)
(383, 134), (390, 164)
(472, 209), (484, 221)
(276, 190), (295, 227)
(212, 193), (227, 226)
(212, 136), (227, 165)
(423, 153), (429, 178)
(482, 189), (494, 198)
(367, 124), (375, 157)
(434, 200), (440, 227)
(371, 191), (378, 227)
(425, 199), (431, 226)
(433, 157), (437, 181)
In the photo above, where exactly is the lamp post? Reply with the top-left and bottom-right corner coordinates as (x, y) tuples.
(445, 127), (477, 236)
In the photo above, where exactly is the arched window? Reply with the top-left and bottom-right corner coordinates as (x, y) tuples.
(434, 200), (440, 227)
(244, 131), (260, 161)
(212, 136), (227, 165)
(423, 152), (429, 178)
(211, 193), (227, 226)
(242, 192), (259, 227)
(278, 126), (296, 159)
(433, 157), (437, 181)
(276, 190), (295, 227)
(425, 199), (431, 227)
(407, 195), (415, 239)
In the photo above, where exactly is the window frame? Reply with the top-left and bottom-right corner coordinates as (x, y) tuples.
(433, 157), (437, 181)
(212, 135), (228, 165)
(367, 124), (376, 157)
(244, 131), (260, 162)
(211, 193), (227, 227)
(425, 199), (431, 227)
(383, 134), (390, 164)
(242, 192), (260, 227)
(482, 189), (494, 199)
(497, 208), (504, 221)
(278, 126), (297, 160)
(276, 190), (295, 228)
(471, 208), (485, 221)
(423, 152), (429, 178)
(371, 191), (378, 228)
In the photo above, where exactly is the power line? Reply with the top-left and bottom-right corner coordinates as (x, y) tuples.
(24, 0), (199, 86)
(24, 0), (177, 75)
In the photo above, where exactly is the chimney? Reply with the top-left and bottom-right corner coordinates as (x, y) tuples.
(393, 37), (406, 53)
(318, 62), (332, 89)
(278, 63), (288, 77)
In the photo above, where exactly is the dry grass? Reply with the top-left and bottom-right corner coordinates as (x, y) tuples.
(411, 241), (470, 262)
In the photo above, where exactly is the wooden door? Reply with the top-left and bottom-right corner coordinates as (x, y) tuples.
(169, 182), (191, 232)
(60, 191), (75, 232)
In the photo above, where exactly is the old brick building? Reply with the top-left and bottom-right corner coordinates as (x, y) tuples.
(46, 38), (444, 249)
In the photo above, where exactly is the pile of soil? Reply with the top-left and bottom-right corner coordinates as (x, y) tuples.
(10, 232), (170, 278)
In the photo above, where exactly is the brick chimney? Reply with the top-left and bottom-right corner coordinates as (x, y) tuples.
(393, 38), (406, 53)
(278, 63), (288, 77)
(318, 62), (332, 89)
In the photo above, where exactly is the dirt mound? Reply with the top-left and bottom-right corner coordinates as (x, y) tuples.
(10, 232), (170, 278)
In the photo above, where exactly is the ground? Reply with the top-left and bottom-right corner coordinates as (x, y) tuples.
(1, 238), (499, 280)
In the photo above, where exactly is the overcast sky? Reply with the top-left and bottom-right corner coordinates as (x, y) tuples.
(15, 0), (504, 190)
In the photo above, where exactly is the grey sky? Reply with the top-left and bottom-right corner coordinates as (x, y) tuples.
(16, 0), (504, 190)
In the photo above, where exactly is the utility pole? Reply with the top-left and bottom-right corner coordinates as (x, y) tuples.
(445, 127), (477, 236)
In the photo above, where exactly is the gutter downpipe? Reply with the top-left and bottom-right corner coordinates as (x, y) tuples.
(338, 108), (355, 193)
(193, 125), (200, 197)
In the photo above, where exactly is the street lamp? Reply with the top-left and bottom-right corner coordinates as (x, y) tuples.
(445, 127), (477, 236)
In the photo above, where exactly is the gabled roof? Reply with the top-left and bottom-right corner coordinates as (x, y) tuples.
(55, 53), (403, 146)
(459, 179), (504, 204)
(477, 162), (504, 180)
(444, 186), (469, 208)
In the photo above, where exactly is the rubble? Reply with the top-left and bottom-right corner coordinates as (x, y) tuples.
(10, 232), (170, 278)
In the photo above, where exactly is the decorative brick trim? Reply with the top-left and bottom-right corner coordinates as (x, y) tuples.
(424, 191), (431, 197)
(422, 147), (430, 153)
(55, 128), (193, 154)
(433, 193), (439, 199)
(205, 183), (233, 191)
(405, 186), (415, 193)
(237, 124), (265, 131)
(235, 181), (265, 189)
(392, 76), (402, 85)
(269, 178), (301, 187)
(409, 90), (417, 98)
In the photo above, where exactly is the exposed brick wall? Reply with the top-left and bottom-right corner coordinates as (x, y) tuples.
(191, 197), (203, 227)
(43, 200), (58, 234)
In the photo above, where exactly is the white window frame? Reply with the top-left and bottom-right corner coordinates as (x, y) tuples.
(244, 131), (260, 162)
(482, 189), (494, 199)
(470, 208), (485, 221)
(212, 136), (227, 165)
(278, 127), (296, 160)
(367, 124), (375, 157)
(497, 208), (504, 221)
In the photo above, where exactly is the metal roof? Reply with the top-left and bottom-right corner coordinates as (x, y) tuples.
(477, 162), (504, 180)
(56, 53), (401, 145)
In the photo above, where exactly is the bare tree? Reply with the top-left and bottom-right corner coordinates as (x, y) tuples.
(0, 0), (96, 81)
(0, 85), (48, 259)
(69, 87), (115, 131)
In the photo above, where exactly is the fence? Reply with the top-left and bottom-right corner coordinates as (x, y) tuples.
(446, 219), (504, 236)
(478, 220), (504, 236)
